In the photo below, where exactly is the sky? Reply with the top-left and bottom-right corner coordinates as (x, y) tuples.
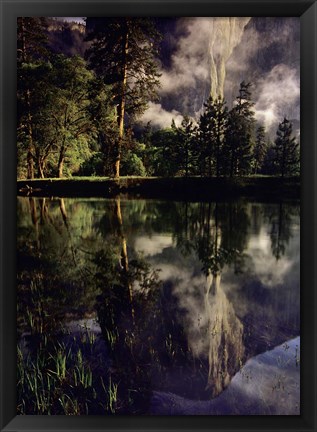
(140, 17), (300, 137)
(59, 17), (85, 24)
(60, 17), (300, 137)
(133, 206), (300, 362)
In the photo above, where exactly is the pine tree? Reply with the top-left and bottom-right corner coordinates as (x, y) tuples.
(225, 82), (255, 177)
(147, 127), (178, 176)
(274, 118), (299, 178)
(85, 18), (161, 177)
(253, 126), (267, 174)
(87, 77), (119, 176)
(17, 17), (49, 64)
(261, 140), (275, 175)
(172, 116), (197, 177)
(140, 121), (153, 175)
(17, 17), (49, 178)
(198, 97), (228, 177)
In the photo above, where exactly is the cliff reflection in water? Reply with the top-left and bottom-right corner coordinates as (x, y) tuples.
(17, 197), (300, 414)
(167, 202), (247, 398)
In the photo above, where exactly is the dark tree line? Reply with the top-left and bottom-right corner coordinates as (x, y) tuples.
(142, 83), (299, 178)
(17, 17), (299, 180)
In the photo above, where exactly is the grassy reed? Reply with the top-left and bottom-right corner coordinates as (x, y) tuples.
(17, 331), (118, 415)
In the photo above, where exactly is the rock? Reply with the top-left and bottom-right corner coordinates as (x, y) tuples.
(150, 336), (300, 415)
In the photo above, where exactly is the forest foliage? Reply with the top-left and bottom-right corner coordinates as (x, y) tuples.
(17, 17), (300, 180)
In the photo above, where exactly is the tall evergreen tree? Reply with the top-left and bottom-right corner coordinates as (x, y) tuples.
(273, 118), (299, 177)
(253, 126), (267, 174)
(198, 97), (228, 177)
(87, 77), (119, 176)
(139, 121), (154, 175)
(269, 202), (293, 260)
(23, 63), (57, 178)
(85, 18), (161, 177)
(225, 82), (255, 177)
(17, 17), (49, 178)
(261, 140), (275, 175)
(147, 127), (178, 177)
(172, 116), (197, 177)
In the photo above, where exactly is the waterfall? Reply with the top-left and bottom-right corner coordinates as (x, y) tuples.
(209, 17), (251, 99)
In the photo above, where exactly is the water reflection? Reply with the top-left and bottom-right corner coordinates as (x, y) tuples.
(17, 197), (300, 414)
(168, 202), (247, 397)
(151, 336), (300, 415)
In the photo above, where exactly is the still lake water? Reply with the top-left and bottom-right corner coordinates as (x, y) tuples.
(17, 196), (300, 415)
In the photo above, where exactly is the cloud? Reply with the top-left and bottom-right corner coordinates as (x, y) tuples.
(140, 17), (300, 134)
(254, 64), (300, 132)
(61, 17), (86, 25)
(224, 17), (300, 130)
(159, 18), (211, 96)
(246, 226), (294, 287)
(142, 18), (251, 125)
(160, 18), (250, 99)
(140, 102), (183, 129)
(134, 233), (174, 256)
(146, 18), (212, 120)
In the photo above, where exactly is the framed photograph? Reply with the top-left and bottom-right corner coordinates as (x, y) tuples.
(1, 0), (316, 431)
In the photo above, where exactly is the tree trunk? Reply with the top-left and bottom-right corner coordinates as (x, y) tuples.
(37, 158), (45, 178)
(22, 26), (34, 179)
(38, 166), (44, 179)
(58, 148), (65, 178)
(29, 197), (40, 250)
(185, 140), (189, 177)
(26, 88), (35, 179)
(281, 140), (286, 178)
(59, 198), (67, 224)
(230, 151), (234, 178)
(27, 149), (34, 179)
(208, 150), (212, 177)
(114, 197), (135, 320)
(216, 129), (220, 178)
(39, 198), (47, 222)
(114, 23), (129, 178)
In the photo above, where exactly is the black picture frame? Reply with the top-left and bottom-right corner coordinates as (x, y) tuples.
(1, 0), (316, 431)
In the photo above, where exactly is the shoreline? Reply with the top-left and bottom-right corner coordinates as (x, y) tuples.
(17, 176), (300, 201)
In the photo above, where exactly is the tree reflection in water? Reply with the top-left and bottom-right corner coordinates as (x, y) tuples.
(173, 202), (248, 397)
(17, 197), (300, 414)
